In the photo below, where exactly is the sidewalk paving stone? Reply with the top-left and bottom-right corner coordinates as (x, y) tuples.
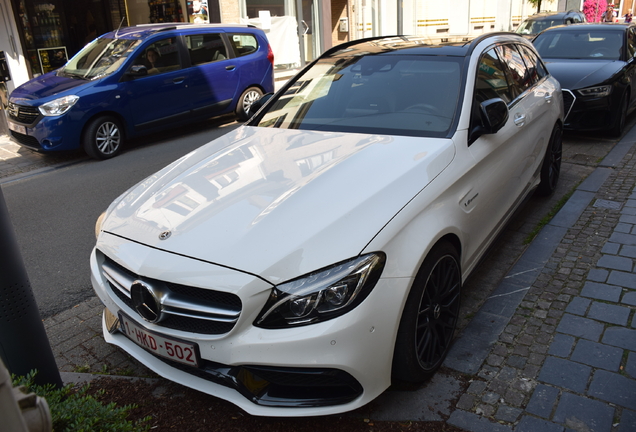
(588, 370), (636, 411)
(569, 339), (623, 371)
(538, 356), (591, 393)
(552, 392), (615, 432)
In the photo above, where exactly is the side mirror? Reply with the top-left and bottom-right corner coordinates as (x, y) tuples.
(123, 65), (148, 80)
(468, 98), (509, 144)
(480, 98), (509, 133)
(248, 93), (274, 116)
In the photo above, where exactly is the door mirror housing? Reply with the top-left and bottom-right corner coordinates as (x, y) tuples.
(123, 65), (148, 81)
(480, 98), (509, 133)
(468, 98), (509, 144)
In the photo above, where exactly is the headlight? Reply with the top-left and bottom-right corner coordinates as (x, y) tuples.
(38, 95), (79, 116)
(577, 85), (611, 98)
(255, 253), (385, 329)
(94, 211), (106, 239)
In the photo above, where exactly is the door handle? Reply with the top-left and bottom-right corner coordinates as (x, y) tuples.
(225, 65), (236, 71)
(514, 113), (526, 127)
(545, 92), (552, 103)
(173, 77), (185, 84)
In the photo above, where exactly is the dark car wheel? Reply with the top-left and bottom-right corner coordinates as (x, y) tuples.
(610, 92), (628, 138)
(392, 241), (461, 383)
(82, 116), (123, 160)
(536, 123), (562, 196)
(236, 87), (264, 121)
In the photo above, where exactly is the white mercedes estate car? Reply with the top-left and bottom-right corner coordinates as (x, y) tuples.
(91, 33), (563, 416)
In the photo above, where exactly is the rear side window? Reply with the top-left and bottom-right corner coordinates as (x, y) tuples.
(186, 33), (227, 65)
(229, 34), (258, 57)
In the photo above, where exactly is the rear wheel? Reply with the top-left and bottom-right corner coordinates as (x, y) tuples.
(82, 116), (123, 160)
(236, 87), (263, 121)
(536, 123), (562, 196)
(392, 241), (461, 383)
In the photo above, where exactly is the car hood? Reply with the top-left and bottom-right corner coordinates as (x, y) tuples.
(9, 71), (89, 103)
(101, 126), (455, 284)
(543, 59), (625, 89)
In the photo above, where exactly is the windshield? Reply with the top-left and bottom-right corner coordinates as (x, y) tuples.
(255, 54), (463, 138)
(516, 19), (562, 35)
(59, 38), (141, 79)
(533, 30), (623, 60)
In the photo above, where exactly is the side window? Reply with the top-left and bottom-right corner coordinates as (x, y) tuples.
(132, 37), (181, 75)
(185, 33), (227, 66)
(518, 44), (547, 82)
(628, 29), (636, 58)
(475, 48), (513, 104)
(229, 34), (258, 57)
(496, 44), (531, 100)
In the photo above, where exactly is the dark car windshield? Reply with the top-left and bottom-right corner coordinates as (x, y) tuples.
(59, 37), (141, 79)
(533, 30), (623, 60)
(516, 18), (562, 35)
(255, 54), (463, 138)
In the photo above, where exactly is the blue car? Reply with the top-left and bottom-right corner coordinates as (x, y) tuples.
(6, 24), (275, 159)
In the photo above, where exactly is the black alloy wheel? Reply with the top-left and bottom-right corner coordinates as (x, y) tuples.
(536, 123), (562, 196)
(392, 241), (461, 383)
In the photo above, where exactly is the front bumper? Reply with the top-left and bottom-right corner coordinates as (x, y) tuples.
(90, 236), (410, 416)
(5, 103), (82, 152)
(562, 88), (618, 131)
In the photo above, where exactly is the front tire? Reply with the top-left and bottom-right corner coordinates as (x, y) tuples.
(392, 241), (461, 383)
(536, 123), (562, 197)
(610, 92), (628, 138)
(82, 116), (123, 160)
(236, 87), (263, 121)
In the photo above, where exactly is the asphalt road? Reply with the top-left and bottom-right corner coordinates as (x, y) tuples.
(0, 114), (627, 321)
(2, 116), (241, 318)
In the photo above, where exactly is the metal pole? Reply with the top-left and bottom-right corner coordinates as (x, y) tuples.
(0, 187), (62, 388)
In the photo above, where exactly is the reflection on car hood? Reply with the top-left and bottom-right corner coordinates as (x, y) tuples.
(101, 126), (455, 283)
(543, 59), (624, 90)
(9, 71), (89, 102)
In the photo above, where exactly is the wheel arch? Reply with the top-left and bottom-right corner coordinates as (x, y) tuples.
(81, 110), (129, 141)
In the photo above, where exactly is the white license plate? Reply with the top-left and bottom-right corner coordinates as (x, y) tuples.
(8, 121), (26, 135)
(119, 313), (199, 367)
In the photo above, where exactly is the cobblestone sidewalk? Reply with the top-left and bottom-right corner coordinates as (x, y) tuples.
(446, 137), (636, 431)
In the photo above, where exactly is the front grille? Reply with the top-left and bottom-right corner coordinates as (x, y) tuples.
(9, 131), (41, 149)
(7, 103), (40, 124)
(562, 89), (575, 121)
(101, 253), (241, 335)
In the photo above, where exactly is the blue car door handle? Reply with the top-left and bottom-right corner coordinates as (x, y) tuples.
(173, 77), (186, 84)
(225, 65), (236, 71)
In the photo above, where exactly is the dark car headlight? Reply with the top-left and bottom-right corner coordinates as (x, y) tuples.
(577, 85), (611, 98)
(255, 253), (386, 329)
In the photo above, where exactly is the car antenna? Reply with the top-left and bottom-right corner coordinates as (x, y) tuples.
(115, 16), (125, 38)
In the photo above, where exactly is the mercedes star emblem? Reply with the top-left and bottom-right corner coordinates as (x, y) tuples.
(131, 281), (163, 323)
